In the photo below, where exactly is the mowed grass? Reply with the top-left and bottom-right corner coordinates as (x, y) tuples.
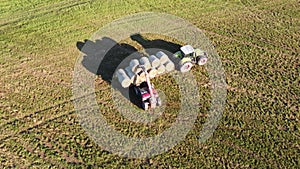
(1, 0), (299, 168)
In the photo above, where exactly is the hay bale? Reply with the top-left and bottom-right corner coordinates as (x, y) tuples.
(138, 71), (146, 81)
(129, 59), (142, 73)
(164, 60), (175, 72)
(116, 69), (131, 88)
(148, 68), (158, 79)
(156, 51), (169, 64)
(125, 66), (136, 83)
(148, 55), (161, 68)
(156, 64), (166, 75)
(139, 57), (152, 70)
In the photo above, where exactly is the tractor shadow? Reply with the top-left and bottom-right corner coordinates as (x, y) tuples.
(130, 33), (182, 63)
(76, 35), (183, 109)
(76, 37), (137, 83)
(76, 37), (142, 108)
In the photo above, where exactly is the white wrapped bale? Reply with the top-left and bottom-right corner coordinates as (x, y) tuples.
(135, 76), (145, 85)
(116, 69), (131, 88)
(134, 77), (141, 85)
(125, 66), (136, 83)
(138, 71), (146, 81)
(148, 68), (158, 79)
(164, 60), (175, 72)
(139, 57), (152, 70)
(148, 55), (161, 68)
(156, 64), (166, 75)
(129, 59), (139, 68)
(156, 51), (169, 64)
(129, 59), (142, 73)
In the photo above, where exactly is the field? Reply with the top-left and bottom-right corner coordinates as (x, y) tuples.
(1, 0), (299, 168)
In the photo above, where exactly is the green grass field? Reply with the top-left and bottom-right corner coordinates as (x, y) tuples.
(1, 0), (299, 168)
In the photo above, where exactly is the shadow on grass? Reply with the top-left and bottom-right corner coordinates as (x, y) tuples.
(76, 37), (144, 108)
(76, 35), (182, 109)
(76, 37), (137, 83)
(130, 33), (181, 55)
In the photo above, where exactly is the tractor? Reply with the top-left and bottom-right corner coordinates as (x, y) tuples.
(173, 45), (208, 72)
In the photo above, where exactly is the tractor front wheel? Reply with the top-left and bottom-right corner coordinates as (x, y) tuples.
(197, 56), (208, 65)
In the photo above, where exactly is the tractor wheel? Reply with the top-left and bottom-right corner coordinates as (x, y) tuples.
(179, 62), (193, 72)
(142, 102), (149, 110)
(134, 86), (141, 98)
(197, 56), (208, 65)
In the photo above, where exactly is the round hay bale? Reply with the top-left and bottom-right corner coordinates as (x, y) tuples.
(138, 71), (146, 81)
(116, 69), (131, 88)
(156, 51), (169, 64)
(156, 64), (166, 75)
(129, 59), (142, 73)
(164, 60), (175, 72)
(125, 66), (136, 83)
(148, 68), (158, 79)
(148, 55), (161, 68)
(139, 57), (151, 70)
(129, 59), (139, 68)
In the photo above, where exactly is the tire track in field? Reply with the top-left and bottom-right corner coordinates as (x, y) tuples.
(0, 98), (73, 127)
(239, 1), (300, 54)
(0, 108), (76, 143)
(21, 126), (84, 166)
(1, 0), (79, 21)
(2, 137), (67, 168)
(215, 83), (298, 129)
(202, 29), (298, 59)
(21, 126), (85, 165)
(201, 20), (298, 56)
(192, 1), (299, 55)
(0, 87), (108, 142)
(0, 0), (73, 22)
(1, 0), (93, 27)
(240, 0), (299, 21)
(0, 49), (75, 79)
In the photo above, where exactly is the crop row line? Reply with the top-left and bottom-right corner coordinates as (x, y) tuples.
(0, 87), (109, 138)
(2, 136), (67, 168)
(1, 0), (94, 28)
(202, 29), (297, 59)
(0, 107), (75, 143)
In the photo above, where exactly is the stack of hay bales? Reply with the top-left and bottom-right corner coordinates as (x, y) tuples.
(155, 51), (175, 72)
(116, 51), (175, 88)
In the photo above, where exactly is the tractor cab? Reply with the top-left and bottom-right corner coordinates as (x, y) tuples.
(180, 45), (195, 58)
(174, 45), (195, 59)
